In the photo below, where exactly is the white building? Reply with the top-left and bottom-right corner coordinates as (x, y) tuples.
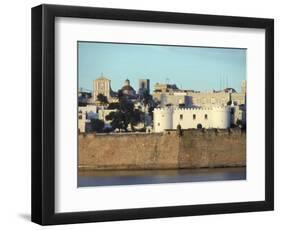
(153, 80), (246, 109)
(153, 106), (231, 132)
(78, 105), (98, 120)
(153, 107), (173, 132)
(159, 92), (189, 107)
(78, 105), (98, 133)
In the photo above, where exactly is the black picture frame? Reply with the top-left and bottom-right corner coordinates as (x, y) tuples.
(31, 4), (274, 225)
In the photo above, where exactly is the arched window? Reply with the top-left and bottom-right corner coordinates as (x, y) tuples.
(205, 114), (208, 120)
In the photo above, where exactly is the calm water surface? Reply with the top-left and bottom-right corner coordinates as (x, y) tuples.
(78, 167), (246, 187)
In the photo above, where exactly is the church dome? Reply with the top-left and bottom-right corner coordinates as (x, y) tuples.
(121, 79), (136, 95)
(121, 85), (135, 91)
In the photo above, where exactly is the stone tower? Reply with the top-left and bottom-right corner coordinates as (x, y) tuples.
(139, 79), (150, 95)
(93, 75), (112, 102)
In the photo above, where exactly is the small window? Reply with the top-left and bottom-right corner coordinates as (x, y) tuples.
(205, 114), (208, 120)
(158, 123), (160, 126)
(78, 115), (82, 119)
(180, 114), (183, 120)
(193, 114), (196, 120)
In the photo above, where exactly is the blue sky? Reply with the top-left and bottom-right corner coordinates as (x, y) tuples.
(78, 42), (246, 93)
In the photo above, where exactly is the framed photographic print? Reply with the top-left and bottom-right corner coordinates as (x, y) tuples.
(31, 4), (274, 225)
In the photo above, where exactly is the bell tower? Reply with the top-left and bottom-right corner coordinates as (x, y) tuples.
(139, 79), (150, 95)
(93, 74), (112, 102)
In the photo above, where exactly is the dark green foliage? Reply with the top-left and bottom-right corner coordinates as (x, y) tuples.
(106, 111), (125, 131)
(117, 90), (124, 101)
(97, 93), (108, 105)
(107, 102), (120, 110)
(90, 119), (105, 132)
(105, 99), (143, 132)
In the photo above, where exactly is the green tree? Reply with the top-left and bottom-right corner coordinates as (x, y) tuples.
(107, 102), (120, 110)
(105, 100), (143, 132)
(97, 93), (108, 105)
(90, 119), (105, 133)
(106, 111), (125, 132)
(117, 90), (124, 101)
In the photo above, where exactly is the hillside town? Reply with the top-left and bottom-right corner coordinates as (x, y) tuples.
(78, 75), (246, 133)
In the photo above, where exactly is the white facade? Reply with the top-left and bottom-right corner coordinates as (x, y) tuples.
(78, 113), (88, 133)
(78, 105), (98, 133)
(153, 107), (231, 132)
(159, 92), (188, 107)
(153, 107), (173, 132)
(78, 105), (98, 120)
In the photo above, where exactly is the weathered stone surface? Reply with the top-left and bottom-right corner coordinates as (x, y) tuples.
(178, 129), (246, 169)
(78, 129), (246, 170)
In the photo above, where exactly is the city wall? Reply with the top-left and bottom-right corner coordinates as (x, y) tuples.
(78, 129), (246, 170)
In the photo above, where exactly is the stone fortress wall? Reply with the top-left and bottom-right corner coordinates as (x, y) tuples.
(79, 129), (246, 170)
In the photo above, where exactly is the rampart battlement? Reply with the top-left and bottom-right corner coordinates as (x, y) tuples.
(153, 106), (230, 112)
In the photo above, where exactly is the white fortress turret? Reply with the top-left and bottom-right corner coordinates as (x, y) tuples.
(153, 107), (173, 132)
(209, 107), (231, 129)
(153, 106), (231, 132)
